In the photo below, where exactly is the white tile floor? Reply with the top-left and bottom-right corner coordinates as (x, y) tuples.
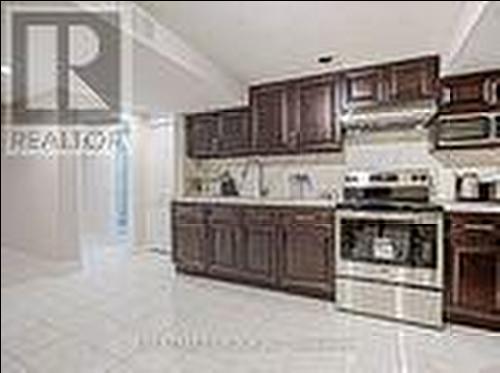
(2, 246), (499, 373)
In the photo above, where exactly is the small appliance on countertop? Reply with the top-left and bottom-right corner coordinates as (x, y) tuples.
(456, 172), (481, 201)
(456, 172), (500, 203)
(219, 171), (239, 197)
(481, 173), (500, 203)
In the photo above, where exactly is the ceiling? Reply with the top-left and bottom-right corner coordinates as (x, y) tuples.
(449, 1), (500, 73)
(138, 1), (479, 85)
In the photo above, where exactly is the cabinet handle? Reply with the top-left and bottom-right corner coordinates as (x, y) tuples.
(491, 80), (498, 105)
(294, 214), (317, 222)
(483, 80), (492, 104)
(441, 87), (451, 104)
(463, 223), (495, 232)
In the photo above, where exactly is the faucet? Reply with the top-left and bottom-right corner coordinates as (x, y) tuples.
(240, 157), (268, 198)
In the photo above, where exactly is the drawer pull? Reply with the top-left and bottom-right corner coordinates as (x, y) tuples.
(463, 223), (495, 232)
(294, 214), (317, 222)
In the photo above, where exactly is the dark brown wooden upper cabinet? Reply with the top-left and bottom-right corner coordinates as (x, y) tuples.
(250, 83), (292, 154)
(387, 56), (438, 103)
(341, 67), (385, 111)
(186, 112), (220, 158)
(440, 70), (500, 114)
(341, 56), (439, 111)
(218, 107), (251, 156)
(295, 75), (341, 152)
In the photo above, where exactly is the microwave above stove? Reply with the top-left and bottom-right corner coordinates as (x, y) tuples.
(434, 113), (500, 149)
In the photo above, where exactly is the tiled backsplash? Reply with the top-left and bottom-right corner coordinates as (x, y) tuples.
(183, 129), (500, 202)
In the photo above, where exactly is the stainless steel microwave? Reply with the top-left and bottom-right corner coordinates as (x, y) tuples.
(434, 113), (500, 149)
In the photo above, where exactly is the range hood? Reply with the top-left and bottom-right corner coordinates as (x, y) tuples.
(341, 100), (437, 132)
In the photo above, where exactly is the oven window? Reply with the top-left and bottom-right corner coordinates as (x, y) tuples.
(438, 116), (491, 142)
(340, 219), (437, 268)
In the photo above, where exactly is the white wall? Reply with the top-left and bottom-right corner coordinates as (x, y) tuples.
(1, 109), (80, 261)
(132, 117), (176, 251)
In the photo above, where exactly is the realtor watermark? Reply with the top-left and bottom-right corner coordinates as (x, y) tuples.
(2, 125), (131, 157)
(2, 2), (129, 156)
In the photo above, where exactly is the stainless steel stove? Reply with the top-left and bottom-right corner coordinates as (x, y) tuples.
(335, 169), (444, 328)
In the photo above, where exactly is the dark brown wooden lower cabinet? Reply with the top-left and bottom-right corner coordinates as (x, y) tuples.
(446, 212), (500, 330)
(207, 219), (244, 279)
(172, 203), (333, 299)
(241, 222), (279, 286)
(172, 221), (207, 273)
(281, 222), (333, 298)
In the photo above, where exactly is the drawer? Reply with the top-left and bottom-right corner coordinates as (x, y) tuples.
(450, 213), (500, 250)
(173, 203), (207, 224)
(243, 207), (282, 225)
(208, 205), (242, 225)
(283, 208), (333, 226)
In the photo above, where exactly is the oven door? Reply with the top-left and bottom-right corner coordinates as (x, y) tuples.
(335, 209), (444, 288)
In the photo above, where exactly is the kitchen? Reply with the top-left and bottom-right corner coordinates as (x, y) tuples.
(1, 2), (500, 372)
(173, 53), (500, 331)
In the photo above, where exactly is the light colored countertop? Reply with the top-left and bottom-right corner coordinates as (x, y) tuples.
(173, 196), (337, 208)
(438, 201), (500, 214)
(174, 196), (500, 213)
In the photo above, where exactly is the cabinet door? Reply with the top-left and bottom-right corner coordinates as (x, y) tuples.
(186, 113), (219, 158)
(219, 108), (252, 156)
(172, 222), (206, 272)
(208, 222), (243, 277)
(297, 76), (341, 151)
(447, 213), (500, 330)
(440, 73), (493, 114)
(250, 84), (289, 154)
(207, 206), (243, 277)
(242, 224), (278, 285)
(281, 221), (333, 297)
(387, 57), (438, 103)
(341, 68), (384, 110)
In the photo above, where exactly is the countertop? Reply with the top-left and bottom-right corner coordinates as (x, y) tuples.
(438, 201), (500, 214)
(173, 196), (337, 208)
(174, 196), (500, 213)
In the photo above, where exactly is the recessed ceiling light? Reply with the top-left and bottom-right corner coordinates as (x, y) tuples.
(1, 65), (12, 76)
(317, 55), (334, 64)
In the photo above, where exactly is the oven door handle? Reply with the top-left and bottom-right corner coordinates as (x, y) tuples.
(462, 223), (495, 232)
(336, 211), (439, 223)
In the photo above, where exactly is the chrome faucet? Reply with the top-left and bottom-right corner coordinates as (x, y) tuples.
(240, 157), (268, 198)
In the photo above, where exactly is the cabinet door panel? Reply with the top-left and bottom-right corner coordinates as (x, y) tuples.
(342, 68), (384, 110)
(208, 224), (243, 277)
(173, 223), (206, 272)
(242, 224), (278, 285)
(186, 113), (219, 158)
(297, 77), (340, 151)
(219, 108), (251, 155)
(447, 212), (500, 330)
(251, 85), (289, 153)
(388, 58), (437, 102)
(440, 72), (499, 114)
(281, 224), (332, 297)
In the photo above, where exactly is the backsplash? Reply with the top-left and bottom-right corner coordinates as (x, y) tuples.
(183, 129), (500, 202)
